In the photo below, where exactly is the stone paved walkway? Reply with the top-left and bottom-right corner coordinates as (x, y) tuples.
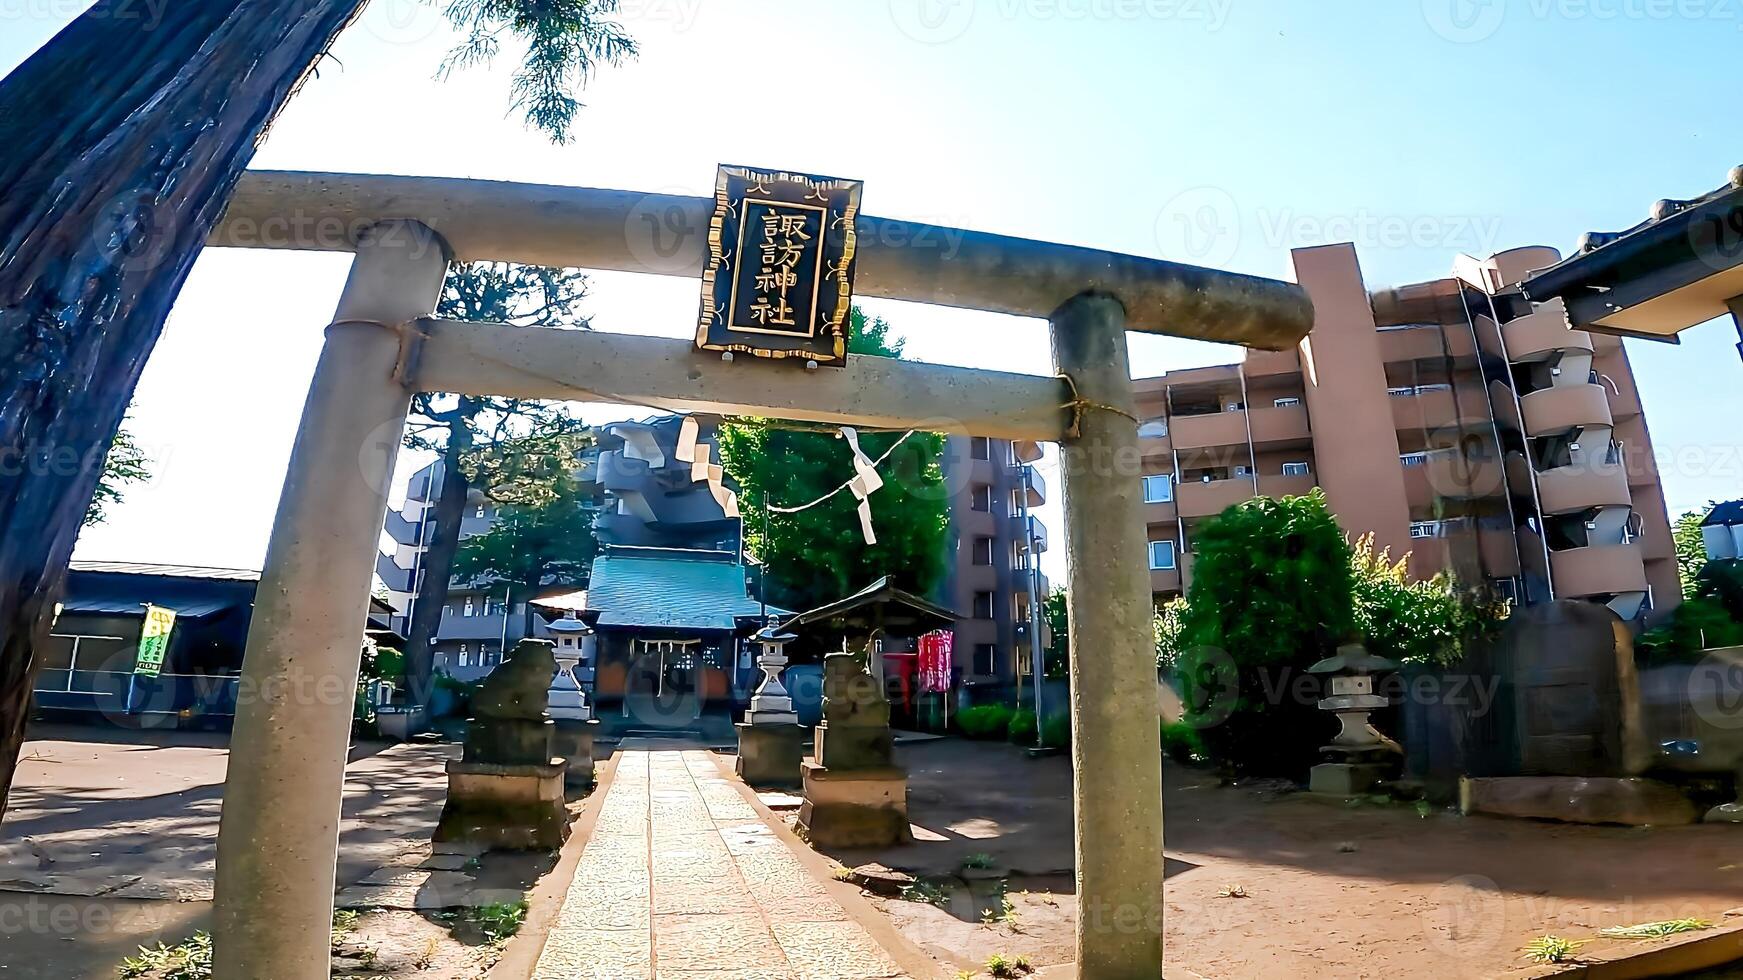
(533, 747), (914, 980)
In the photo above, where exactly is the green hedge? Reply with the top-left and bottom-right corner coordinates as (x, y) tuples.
(956, 704), (1015, 739)
(1007, 708), (1037, 744)
(1039, 713), (1071, 749)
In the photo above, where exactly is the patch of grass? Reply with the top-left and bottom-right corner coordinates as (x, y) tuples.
(468, 900), (528, 946)
(961, 853), (996, 870)
(984, 952), (1034, 978)
(1599, 918), (1712, 939)
(119, 931), (212, 980)
(331, 908), (361, 947)
(1521, 935), (1588, 964)
(899, 880), (950, 908)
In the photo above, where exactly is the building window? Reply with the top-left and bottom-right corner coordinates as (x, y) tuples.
(1281, 461), (1310, 477)
(1409, 520), (1442, 539)
(1399, 452), (1428, 467)
(974, 643), (998, 675)
(1233, 465), (1253, 478)
(1224, 401), (1245, 412)
(458, 643), (472, 667)
(1273, 397), (1301, 408)
(1142, 474), (1173, 503)
(1137, 417), (1168, 438)
(1148, 540), (1177, 570)
(971, 484), (992, 512)
(474, 504), (487, 518)
(463, 598), (476, 617)
(973, 591), (995, 619)
(973, 537), (994, 566)
(483, 644), (500, 666)
(970, 436), (991, 461)
(1388, 386), (1418, 398)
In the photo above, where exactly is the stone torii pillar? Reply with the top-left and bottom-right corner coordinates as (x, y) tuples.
(1051, 291), (1164, 977)
(212, 221), (448, 979)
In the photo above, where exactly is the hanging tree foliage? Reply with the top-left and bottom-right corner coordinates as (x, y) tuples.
(0, 0), (636, 806)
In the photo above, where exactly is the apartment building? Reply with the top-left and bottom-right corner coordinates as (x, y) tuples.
(1137, 242), (1678, 624)
(940, 435), (1051, 693)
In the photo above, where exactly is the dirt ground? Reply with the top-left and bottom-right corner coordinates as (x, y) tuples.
(0, 724), (566, 980)
(802, 738), (1743, 979)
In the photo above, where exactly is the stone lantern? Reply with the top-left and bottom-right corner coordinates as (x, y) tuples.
(545, 611), (593, 723)
(735, 621), (805, 787)
(544, 611), (598, 787)
(1306, 642), (1399, 797)
(747, 623), (799, 723)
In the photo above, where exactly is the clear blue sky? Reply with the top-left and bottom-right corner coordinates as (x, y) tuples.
(5, 0), (1739, 583)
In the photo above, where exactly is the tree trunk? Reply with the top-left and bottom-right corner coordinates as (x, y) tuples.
(0, 0), (365, 809)
(403, 406), (476, 710)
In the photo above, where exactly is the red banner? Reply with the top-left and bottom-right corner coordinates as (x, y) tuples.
(917, 630), (953, 693)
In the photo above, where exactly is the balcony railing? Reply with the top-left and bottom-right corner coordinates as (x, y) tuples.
(1176, 476), (1257, 518)
(1536, 460), (1631, 515)
(1502, 300), (1592, 363)
(1520, 383), (1612, 439)
(1550, 543), (1648, 598)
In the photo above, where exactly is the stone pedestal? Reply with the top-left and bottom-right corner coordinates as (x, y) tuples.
(797, 762), (911, 847)
(736, 722), (805, 787)
(436, 639), (571, 850)
(1309, 759), (1394, 797)
(434, 759), (569, 850)
(554, 719), (599, 789)
(796, 650), (909, 847)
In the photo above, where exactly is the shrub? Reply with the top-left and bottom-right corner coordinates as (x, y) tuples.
(1161, 719), (1206, 764)
(1177, 491), (1350, 777)
(1039, 713), (1071, 749)
(1007, 708), (1037, 744)
(956, 704), (1015, 740)
(1636, 596), (1743, 665)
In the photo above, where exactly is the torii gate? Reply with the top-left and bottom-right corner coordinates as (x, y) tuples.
(204, 171), (1313, 978)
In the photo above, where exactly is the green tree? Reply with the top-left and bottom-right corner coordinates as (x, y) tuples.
(1177, 490), (1353, 776)
(452, 469), (598, 595)
(1674, 504), (1715, 598)
(0, 0), (636, 805)
(83, 424), (150, 528)
(398, 262), (591, 709)
(1044, 586), (1070, 679)
(1348, 533), (1506, 668)
(719, 309), (948, 611)
(1154, 596), (1188, 672)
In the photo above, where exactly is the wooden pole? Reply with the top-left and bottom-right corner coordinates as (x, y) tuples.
(1049, 291), (1164, 977)
(212, 221), (447, 978)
